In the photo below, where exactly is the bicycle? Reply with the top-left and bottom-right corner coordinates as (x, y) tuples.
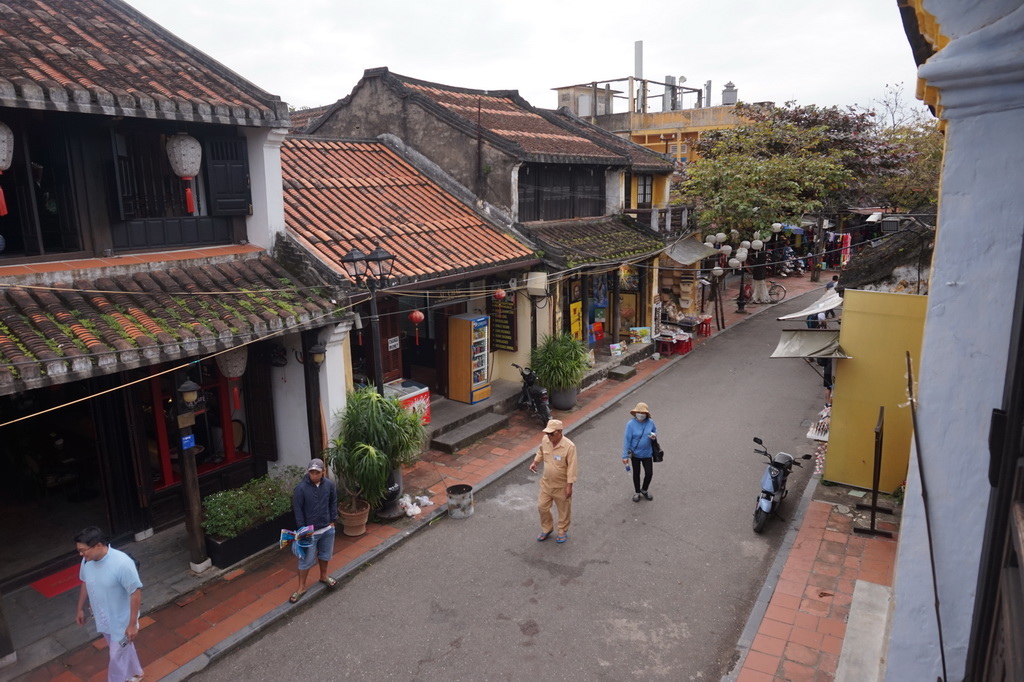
(768, 280), (787, 303)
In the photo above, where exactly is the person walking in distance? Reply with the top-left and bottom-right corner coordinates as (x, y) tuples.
(825, 275), (839, 318)
(529, 419), (578, 544)
(290, 458), (338, 603)
(74, 526), (144, 682)
(622, 402), (658, 501)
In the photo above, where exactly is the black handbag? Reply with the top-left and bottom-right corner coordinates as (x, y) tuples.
(651, 439), (664, 462)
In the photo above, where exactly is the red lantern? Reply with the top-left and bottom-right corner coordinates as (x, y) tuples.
(408, 309), (425, 345)
(493, 288), (507, 301)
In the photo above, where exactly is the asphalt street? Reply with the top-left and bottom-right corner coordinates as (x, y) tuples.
(193, 291), (825, 681)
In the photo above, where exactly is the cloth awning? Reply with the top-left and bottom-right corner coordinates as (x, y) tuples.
(776, 291), (844, 320)
(770, 329), (850, 359)
(664, 236), (718, 265)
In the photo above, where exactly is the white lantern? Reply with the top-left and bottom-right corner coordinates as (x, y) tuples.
(712, 266), (724, 277)
(721, 244), (733, 256)
(715, 232), (727, 244)
(740, 240), (751, 250)
(215, 347), (248, 379)
(0, 122), (12, 217)
(728, 258), (741, 269)
(738, 252), (748, 263)
(771, 222), (783, 233)
(751, 239), (764, 251)
(730, 229), (740, 240)
(166, 132), (202, 214)
(705, 239), (715, 249)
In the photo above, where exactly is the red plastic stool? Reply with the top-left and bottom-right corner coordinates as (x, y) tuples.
(677, 338), (693, 355)
(697, 318), (712, 337)
(657, 339), (676, 356)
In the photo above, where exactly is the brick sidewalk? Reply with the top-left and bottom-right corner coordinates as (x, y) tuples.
(734, 503), (898, 681)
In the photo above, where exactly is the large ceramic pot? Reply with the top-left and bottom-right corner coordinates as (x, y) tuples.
(205, 510), (294, 569)
(338, 499), (371, 537)
(375, 467), (405, 520)
(548, 387), (579, 411)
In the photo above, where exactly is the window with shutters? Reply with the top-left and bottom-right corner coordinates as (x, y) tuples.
(517, 164), (605, 221)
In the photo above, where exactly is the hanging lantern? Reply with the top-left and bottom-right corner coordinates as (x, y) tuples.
(165, 132), (202, 214)
(408, 309), (425, 345)
(0, 122), (13, 217)
(493, 288), (507, 301)
(215, 347), (248, 410)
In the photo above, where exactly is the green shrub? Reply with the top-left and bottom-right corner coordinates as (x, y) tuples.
(531, 332), (589, 391)
(201, 468), (301, 539)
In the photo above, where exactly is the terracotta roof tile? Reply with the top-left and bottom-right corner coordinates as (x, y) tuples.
(0, 255), (340, 396)
(0, 0), (289, 126)
(281, 137), (535, 284)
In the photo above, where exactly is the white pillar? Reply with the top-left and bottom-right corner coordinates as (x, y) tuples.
(885, 6), (1024, 680)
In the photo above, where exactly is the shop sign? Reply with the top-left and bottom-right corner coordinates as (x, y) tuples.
(488, 292), (517, 352)
(388, 336), (400, 351)
(181, 433), (196, 450)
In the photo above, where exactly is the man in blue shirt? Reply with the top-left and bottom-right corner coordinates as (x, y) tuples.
(290, 458), (338, 603)
(75, 526), (144, 682)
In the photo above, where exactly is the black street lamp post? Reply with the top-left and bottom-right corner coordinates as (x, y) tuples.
(341, 241), (397, 395)
(177, 379), (210, 573)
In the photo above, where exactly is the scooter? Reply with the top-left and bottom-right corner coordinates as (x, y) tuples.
(751, 437), (812, 533)
(512, 363), (551, 424)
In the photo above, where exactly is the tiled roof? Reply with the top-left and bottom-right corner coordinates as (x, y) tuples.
(0, 0), (289, 126)
(0, 255), (338, 395)
(281, 137), (536, 283)
(544, 109), (674, 173)
(288, 104), (332, 133)
(525, 217), (665, 267)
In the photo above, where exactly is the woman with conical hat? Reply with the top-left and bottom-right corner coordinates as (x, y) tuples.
(622, 402), (658, 502)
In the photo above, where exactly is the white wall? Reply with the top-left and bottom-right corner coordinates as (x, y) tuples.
(243, 127), (288, 249)
(885, 5), (1024, 679)
(269, 333), (311, 470)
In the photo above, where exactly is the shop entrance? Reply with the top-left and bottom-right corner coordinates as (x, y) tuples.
(0, 386), (107, 586)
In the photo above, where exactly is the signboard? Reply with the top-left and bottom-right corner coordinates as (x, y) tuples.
(388, 336), (400, 351)
(570, 301), (584, 341)
(488, 293), (517, 352)
(181, 433), (196, 450)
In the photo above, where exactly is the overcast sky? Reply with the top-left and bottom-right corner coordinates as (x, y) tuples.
(125, 0), (923, 115)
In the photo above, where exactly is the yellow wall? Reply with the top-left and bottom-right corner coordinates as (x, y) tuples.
(826, 290), (926, 491)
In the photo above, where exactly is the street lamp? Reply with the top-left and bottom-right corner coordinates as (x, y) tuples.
(771, 222), (784, 275)
(730, 246), (750, 314)
(341, 241), (397, 394)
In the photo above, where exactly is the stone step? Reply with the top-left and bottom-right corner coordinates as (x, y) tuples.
(430, 412), (509, 454)
(608, 364), (637, 380)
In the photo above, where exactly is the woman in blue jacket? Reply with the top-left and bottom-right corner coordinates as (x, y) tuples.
(621, 402), (658, 501)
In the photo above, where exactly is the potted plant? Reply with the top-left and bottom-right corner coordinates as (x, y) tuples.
(531, 332), (590, 410)
(325, 437), (390, 536)
(201, 467), (303, 568)
(326, 387), (427, 532)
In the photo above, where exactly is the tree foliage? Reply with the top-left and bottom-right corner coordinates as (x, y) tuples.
(678, 99), (933, 236)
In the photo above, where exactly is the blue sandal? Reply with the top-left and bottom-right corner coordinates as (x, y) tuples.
(537, 530), (552, 541)
(556, 533), (568, 544)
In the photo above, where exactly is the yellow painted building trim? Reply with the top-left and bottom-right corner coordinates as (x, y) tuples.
(903, 0), (949, 115)
(826, 290), (926, 491)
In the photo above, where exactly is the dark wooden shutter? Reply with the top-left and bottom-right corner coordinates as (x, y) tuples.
(205, 137), (251, 216)
(245, 345), (279, 461)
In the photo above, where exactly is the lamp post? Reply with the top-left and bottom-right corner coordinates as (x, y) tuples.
(730, 242), (750, 314)
(770, 224), (778, 274)
(341, 241), (397, 395)
(296, 339), (327, 459)
(177, 379), (211, 573)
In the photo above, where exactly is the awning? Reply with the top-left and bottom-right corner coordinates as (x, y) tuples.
(770, 329), (850, 359)
(664, 236), (718, 265)
(776, 291), (844, 320)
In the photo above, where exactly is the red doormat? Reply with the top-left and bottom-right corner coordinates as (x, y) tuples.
(30, 564), (81, 598)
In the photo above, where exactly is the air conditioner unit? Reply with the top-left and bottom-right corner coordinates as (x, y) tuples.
(880, 218), (900, 233)
(526, 271), (549, 297)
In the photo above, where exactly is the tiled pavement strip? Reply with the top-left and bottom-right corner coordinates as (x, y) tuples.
(19, 272), (898, 682)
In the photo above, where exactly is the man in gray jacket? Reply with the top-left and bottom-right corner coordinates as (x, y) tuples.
(289, 458), (338, 603)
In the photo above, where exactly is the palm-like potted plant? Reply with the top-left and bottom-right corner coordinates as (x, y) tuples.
(531, 332), (590, 410)
(326, 387), (427, 533)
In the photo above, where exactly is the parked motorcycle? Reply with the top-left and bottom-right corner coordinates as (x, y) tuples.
(512, 363), (551, 424)
(751, 437), (812, 533)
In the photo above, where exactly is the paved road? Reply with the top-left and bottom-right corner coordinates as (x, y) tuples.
(194, 293), (824, 681)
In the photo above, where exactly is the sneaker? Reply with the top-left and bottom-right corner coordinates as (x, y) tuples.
(632, 493), (642, 502)
(641, 490), (653, 501)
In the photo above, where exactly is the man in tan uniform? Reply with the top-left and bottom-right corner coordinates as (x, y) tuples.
(529, 419), (578, 544)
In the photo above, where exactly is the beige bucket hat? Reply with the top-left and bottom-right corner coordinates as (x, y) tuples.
(629, 402), (651, 416)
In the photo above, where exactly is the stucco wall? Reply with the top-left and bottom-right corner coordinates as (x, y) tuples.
(885, 4), (1024, 678)
(314, 78), (517, 212)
